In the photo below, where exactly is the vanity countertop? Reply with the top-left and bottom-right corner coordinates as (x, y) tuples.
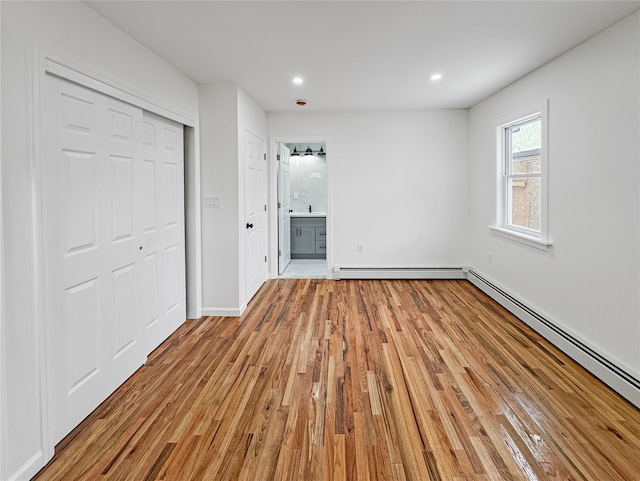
(290, 212), (326, 218)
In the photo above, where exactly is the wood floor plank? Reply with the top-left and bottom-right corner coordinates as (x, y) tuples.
(34, 279), (640, 481)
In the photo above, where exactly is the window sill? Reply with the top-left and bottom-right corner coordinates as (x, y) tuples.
(488, 225), (553, 251)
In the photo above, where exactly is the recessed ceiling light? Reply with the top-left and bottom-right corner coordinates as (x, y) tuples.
(293, 77), (304, 85)
(430, 73), (443, 81)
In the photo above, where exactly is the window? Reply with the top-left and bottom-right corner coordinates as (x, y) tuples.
(504, 116), (542, 231)
(491, 101), (551, 249)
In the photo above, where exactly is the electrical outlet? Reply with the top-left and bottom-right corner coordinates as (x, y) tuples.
(357, 243), (365, 254)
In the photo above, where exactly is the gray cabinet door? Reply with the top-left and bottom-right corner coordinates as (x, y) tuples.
(292, 227), (316, 254)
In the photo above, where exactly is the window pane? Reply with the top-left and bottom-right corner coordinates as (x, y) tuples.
(507, 117), (541, 175)
(508, 177), (541, 231)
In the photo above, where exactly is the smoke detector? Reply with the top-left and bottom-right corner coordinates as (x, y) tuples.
(296, 99), (307, 106)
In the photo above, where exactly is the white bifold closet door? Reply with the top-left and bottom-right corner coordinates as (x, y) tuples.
(140, 112), (186, 354)
(43, 74), (186, 444)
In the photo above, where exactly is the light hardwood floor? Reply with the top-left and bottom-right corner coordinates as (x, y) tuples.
(35, 279), (640, 480)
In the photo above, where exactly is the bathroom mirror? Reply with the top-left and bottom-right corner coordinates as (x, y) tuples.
(286, 143), (326, 214)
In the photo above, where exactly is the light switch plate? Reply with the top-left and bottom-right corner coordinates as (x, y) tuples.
(205, 196), (221, 208)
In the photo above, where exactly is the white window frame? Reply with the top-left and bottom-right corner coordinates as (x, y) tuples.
(490, 100), (552, 250)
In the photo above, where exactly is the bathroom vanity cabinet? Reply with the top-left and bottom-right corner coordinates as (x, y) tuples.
(291, 216), (326, 259)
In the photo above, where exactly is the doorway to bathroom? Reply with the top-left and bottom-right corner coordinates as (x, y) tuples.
(273, 140), (329, 279)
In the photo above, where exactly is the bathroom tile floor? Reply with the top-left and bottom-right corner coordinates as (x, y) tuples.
(279, 259), (327, 278)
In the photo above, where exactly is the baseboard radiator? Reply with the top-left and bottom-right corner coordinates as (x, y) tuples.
(334, 267), (466, 280)
(467, 269), (640, 408)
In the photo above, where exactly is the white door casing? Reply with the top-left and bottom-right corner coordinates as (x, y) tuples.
(267, 137), (331, 281)
(43, 74), (186, 444)
(245, 130), (267, 302)
(278, 144), (291, 275)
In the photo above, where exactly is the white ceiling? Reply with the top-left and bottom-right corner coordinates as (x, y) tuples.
(84, 0), (639, 112)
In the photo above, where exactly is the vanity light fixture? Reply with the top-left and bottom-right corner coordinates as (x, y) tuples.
(304, 146), (313, 156)
(291, 147), (300, 156)
(317, 146), (326, 156)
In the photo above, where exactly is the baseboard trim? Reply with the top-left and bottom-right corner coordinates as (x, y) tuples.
(466, 269), (640, 408)
(8, 450), (44, 481)
(334, 267), (465, 281)
(201, 303), (247, 318)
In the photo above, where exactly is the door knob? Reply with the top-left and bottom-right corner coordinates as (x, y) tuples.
(246, 223), (254, 229)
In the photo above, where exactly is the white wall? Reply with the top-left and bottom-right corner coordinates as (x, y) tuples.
(199, 85), (266, 315)
(0, 2), (5, 478)
(468, 12), (639, 384)
(267, 110), (469, 271)
(0, 1), (198, 479)
(199, 85), (242, 314)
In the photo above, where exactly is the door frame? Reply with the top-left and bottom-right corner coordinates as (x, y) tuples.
(29, 44), (201, 470)
(268, 136), (332, 279)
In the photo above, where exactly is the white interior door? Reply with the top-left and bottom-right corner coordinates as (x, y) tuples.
(141, 112), (186, 354)
(44, 74), (186, 444)
(278, 144), (291, 274)
(245, 130), (267, 301)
